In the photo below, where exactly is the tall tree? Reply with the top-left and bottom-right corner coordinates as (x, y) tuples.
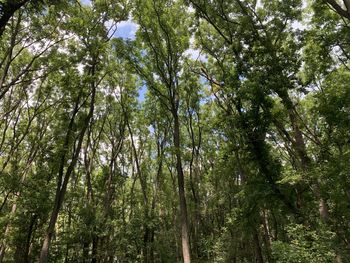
(118, 0), (193, 261)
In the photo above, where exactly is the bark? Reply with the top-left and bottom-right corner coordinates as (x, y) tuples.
(279, 93), (330, 221)
(0, 0), (29, 37)
(173, 111), (191, 263)
(91, 235), (98, 263)
(325, 0), (350, 20)
(261, 210), (274, 263)
(0, 12), (21, 96)
(185, 103), (201, 259)
(253, 229), (264, 263)
(344, 0), (350, 12)
(13, 214), (37, 263)
(315, 184), (330, 222)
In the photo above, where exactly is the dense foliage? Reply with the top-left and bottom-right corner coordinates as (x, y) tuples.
(0, 0), (349, 262)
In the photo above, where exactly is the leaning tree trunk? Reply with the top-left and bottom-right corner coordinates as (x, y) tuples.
(0, 0), (29, 37)
(40, 69), (96, 263)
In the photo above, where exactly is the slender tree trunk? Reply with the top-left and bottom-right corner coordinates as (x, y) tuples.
(173, 111), (191, 263)
(83, 242), (89, 263)
(186, 106), (201, 259)
(13, 214), (37, 263)
(279, 87), (330, 221)
(40, 71), (96, 262)
(253, 229), (264, 263)
(261, 210), (274, 263)
(91, 235), (98, 263)
(24, 214), (37, 263)
(40, 207), (59, 263)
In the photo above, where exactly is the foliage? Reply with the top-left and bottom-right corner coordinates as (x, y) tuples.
(272, 224), (337, 263)
(0, 0), (350, 262)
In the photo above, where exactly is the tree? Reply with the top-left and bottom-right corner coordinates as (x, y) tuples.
(117, 0), (194, 261)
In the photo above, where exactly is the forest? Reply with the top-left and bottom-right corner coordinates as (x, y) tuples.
(0, 0), (350, 262)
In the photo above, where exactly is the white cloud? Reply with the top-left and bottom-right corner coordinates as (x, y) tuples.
(115, 19), (139, 39)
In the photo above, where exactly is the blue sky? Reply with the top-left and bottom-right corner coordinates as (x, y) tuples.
(138, 84), (147, 102)
(113, 20), (139, 40)
(81, 0), (91, 6)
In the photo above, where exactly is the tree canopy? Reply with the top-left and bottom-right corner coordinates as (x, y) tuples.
(0, 0), (349, 262)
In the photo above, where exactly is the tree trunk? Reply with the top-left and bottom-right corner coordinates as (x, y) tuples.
(91, 235), (98, 263)
(287, 98), (330, 220)
(40, 72), (96, 262)
(261, 210), (274, 263)
(253, 230), (264, 263)
(13, 214), (37, 263)
(186, 106), (201, 259)
(0, 0), (29, 37)
(173, 111), (191, 263)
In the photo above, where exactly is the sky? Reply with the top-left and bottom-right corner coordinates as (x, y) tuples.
(81, 0), (91, 6)
(113, 20), (139, 39)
